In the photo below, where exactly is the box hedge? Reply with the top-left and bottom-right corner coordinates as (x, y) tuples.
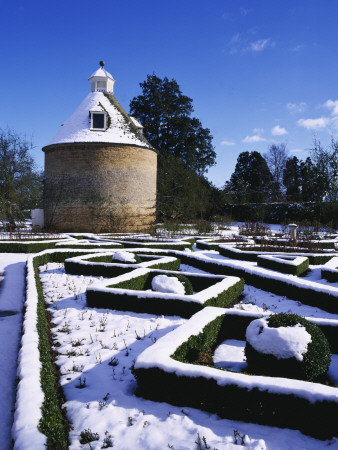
(257, 255), (309, 276)
(245, 313), (332, 381)
(134, 308), (338, 439)
(86, 269), (244, 318)
(219, 245), (336, 265)
(29, 250), (96, 448)
(321, 257), (338, 283)
(175, 252), (338, 314)
(65, 253), (180, 277)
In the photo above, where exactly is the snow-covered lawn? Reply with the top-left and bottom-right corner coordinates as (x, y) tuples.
(0, 254), (28, 450)
(33, 256), (338, 450)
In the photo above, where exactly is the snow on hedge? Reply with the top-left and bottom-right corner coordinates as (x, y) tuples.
(188, 250), (338, 296)
(152, 274), (185, 295)
(135, 307), (338, 403)
(12, 255), (46, 450)
(112, 250), (137, 263)
(65, 251), (177, 269)
(246, 318), (312, 361)
(257, 255), (309, 266)
(89, 268), (241, 304)
(323, 257), (338, 272)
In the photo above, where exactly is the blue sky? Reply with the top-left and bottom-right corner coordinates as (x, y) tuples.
(1, 0), (338, 187)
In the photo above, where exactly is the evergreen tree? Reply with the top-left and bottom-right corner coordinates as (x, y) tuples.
(157, 152), (222, 221)
(300, 157), (315, 202)
(283, 156), (301, 202)
(130, 74), (218, 220)
(129, 74), (216, 175)
(224, 151), (273, 203)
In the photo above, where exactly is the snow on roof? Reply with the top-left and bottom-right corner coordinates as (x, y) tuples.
(130, 116), (143, 129)
(89, 105), (104, 113)
(44, 91), (154, 149)
(89, 67), (115, 80)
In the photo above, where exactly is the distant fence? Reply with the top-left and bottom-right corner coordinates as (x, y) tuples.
(0, 232), (62, 241)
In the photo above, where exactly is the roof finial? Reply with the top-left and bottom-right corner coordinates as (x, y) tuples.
(99, 60), (105, 68)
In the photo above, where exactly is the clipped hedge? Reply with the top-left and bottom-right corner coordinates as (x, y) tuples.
(176, 252), (338, 314)
(255, 237), (337, 250)
(86, 269), (244, 318)
(118, 240), (193, 250)
(0, 241), (60, 253)
(257, 255), (309, 276)
(245, 313), (332, 381)
(134, 308), (338, 439)
(195, 239), (242, 251)
(112, 252), (142, 264)
(65, 253), (180, 277)
(152, 273), (194, 295)
(0, 239), (122, 253)
(219, 245), (335, 265)
(322, 257), (338, 283)
(55, 242), (123, 250)
(28, 250), (97, 448)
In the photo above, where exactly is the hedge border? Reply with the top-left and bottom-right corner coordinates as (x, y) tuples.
(0, 240), (62, 253)
(255, 237), (337, 250)
(0, 239), (122, 253)
(117, 240), (193, 250)
(172, 252), (338, 314)
(64, 253), (180, 277)
(257, 255), (309, 276)
(322, 257), (338, 283)
(219, 245), (336, 264)
(22, 250), (101, 449)
(195, 239), (244, 251)
(86, 268), (244, 318)
(55, 241), (123, 250)
(134, 307), (338, 439)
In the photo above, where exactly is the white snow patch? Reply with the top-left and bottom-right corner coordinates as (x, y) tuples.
(213, 339), (247, 372)
(246, 318), (312, 361)
(152, 275), (185, 295)
(112, 250), (137, 263)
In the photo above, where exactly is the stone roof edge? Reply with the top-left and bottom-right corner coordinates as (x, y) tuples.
(42, 141), (158, 154)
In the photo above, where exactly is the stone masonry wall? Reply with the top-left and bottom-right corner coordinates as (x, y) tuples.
(43, 143), (157, 232)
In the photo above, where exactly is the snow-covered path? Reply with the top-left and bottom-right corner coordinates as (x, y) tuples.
(0, 254), (27, 450)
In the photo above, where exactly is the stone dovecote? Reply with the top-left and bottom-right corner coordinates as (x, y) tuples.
(43, 63), (157, 232)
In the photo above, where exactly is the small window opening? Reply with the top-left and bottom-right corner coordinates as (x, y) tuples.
(96, 80), (106, 91)
(92, 113), (105, 130)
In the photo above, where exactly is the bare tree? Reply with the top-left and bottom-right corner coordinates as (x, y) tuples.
(310, 138), (338, 202)
(0, 128), (41, 230)
(264, 143), (288, 201)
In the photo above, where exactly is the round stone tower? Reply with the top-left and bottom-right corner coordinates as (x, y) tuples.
(43, 63), (157, 233)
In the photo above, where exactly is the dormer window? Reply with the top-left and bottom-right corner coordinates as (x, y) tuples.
(90, 108), (107, 131)
(92, 113), (105, 129)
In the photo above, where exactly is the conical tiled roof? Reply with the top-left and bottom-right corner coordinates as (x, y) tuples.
(44, 91), (154, 150)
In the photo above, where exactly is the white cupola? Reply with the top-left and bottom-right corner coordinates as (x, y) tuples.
(88, 61), (115, 94)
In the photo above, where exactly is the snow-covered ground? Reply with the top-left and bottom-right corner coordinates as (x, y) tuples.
(0, 254), (28, 450)
(2, 225), (337, 449)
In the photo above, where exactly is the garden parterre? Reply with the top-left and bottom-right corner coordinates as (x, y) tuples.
(11, 230), (338, 449)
